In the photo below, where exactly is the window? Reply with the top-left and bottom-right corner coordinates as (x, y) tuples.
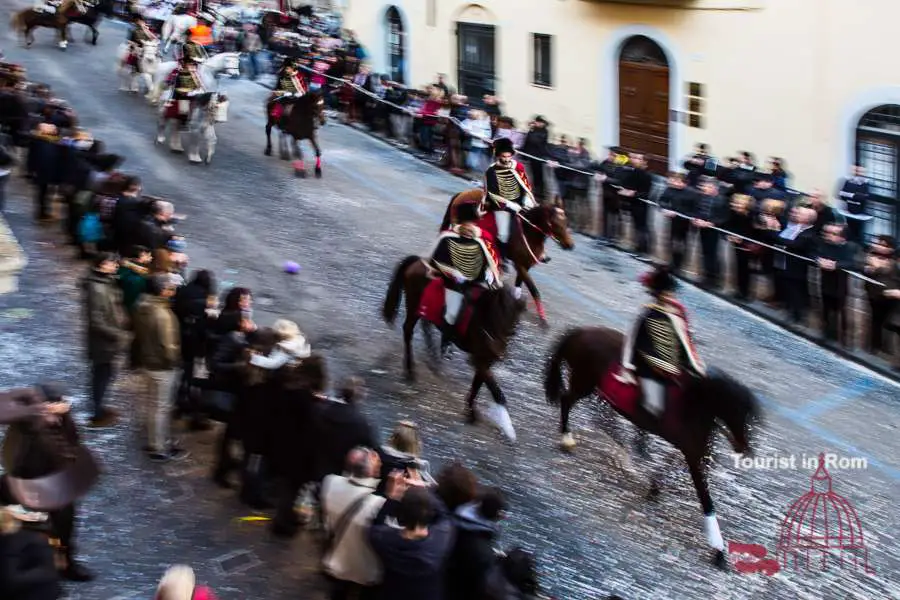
(685, 81), (705, 129)
(532, 33), (552, 87)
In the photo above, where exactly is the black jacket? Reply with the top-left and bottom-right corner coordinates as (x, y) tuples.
(27, 134), (61, 185)
(210, 331), (247, 392)
(0, 527), (62, 600)
(837, 178), (870, 216)
(446, 502), (501, 600)
(173, 282), (211, 359)
(768, 225), (817, 279)
(682, 153), (716, 188)
(520, 128), (549, 161)
(658, 186), (697, 234)
(817, 240), (856, 298)
(312, 398), (378, 481)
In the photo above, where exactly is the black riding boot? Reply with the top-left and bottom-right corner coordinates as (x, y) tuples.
(439, 321), (455, 358)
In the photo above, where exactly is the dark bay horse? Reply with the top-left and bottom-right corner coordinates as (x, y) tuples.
(544, 326), (760, 568)
(382, 255), (525, 440)
(264, 91), (326, 178)
(441, 189), (575, 323)
(11, 0), (108, 49)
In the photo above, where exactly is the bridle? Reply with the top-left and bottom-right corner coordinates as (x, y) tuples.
(516, 208), (561, 266)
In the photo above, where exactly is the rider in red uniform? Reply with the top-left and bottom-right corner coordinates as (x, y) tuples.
(483, 137), (539, 266)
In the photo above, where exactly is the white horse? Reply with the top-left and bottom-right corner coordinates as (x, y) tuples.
(115, 40), (160, 95)
(156, 89), (225, 164)
(147, 51), (241, 105)
(160, 13), (195, 53)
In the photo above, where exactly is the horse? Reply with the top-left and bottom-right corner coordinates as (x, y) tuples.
(440, 190), (575, 323)
(160, 13), (197, 54)
(155, 90), (222, 164)
(115, 40), (160, 95)
(382, 255), (526, 441)
(11, 0), (106, 49)
(147, 51), (241, 105)
(264, 91), (326, 178)
(543, 326), (760, 568)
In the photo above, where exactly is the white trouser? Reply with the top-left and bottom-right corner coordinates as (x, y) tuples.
(142, 369), (178, 453)
(639, 378), (665, 416)
(444, 289), (464, 324)
(495, 209), (512, 244)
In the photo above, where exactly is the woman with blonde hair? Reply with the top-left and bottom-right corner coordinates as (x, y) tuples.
(0, 502), (61, 599)
(248, 318), (311, 370)
(155, 564), (217, 600)
(376, 420), (435, 495)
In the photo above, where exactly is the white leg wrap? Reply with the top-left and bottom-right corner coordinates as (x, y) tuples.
(704, 513), (725, 551)
(640, 378), (666, 416)
(495, 210), (511, 243)
(513, 286), (523, 300)
(444, 289), (464, 324)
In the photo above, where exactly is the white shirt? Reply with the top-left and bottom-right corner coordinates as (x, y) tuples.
(320, 475), (385, 586)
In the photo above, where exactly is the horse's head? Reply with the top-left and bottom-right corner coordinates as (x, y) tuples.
(687, 369), (761, 456)
(307, 90), (326, 126)
(524, 203), (575, 250)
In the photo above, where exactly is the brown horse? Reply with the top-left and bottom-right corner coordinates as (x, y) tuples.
(544, 326), (760, 568)
(264, 91), (326, 178)
(382, 255), (525, 440)
(11, 0), (106, 49)
(440, 190), (575, 323)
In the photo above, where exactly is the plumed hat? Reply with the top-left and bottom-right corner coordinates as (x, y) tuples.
(639, 264), (677, 296)
(492, 137), (515, 156)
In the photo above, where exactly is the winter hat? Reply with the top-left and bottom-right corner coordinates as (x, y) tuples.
(156, 564), (195, 600)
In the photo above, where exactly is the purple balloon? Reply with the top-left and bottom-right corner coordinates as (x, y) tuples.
(283, 261), (300, 274)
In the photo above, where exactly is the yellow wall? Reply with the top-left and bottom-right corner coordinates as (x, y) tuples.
(342, 0), (899, 193)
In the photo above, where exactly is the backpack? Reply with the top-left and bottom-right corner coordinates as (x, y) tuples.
(77, 213), (104, 244)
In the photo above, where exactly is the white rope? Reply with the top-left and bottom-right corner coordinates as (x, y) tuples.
(288, 61), (885, 287)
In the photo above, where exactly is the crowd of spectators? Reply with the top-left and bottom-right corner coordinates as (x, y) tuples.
(0, 61), (543, 599)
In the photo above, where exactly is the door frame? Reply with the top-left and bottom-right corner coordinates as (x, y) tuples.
(385, 6), (406, 84)
(599, 25), (684, 170)
(456, 21), (496, 107)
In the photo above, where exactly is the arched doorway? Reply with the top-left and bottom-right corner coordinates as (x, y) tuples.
(618, 35), (670, 174)
(856, 105), (900, 237)
(385, 6), (405, 84)
(455, 4), (496, 105)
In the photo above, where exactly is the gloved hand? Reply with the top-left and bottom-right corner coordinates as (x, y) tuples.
(506, 202), (522, 213)
(454, 275), (467, 286)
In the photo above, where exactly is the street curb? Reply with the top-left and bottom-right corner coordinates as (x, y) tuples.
(340, 122), (900, 383)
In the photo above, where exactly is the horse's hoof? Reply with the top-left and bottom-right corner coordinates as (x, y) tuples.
(404, 370), (415, 383)
(560, 432), (576, 452)
(539, 318), (550, 331)
(264, 148), (272, 156)
(646, 484), (661, 502)
(465, 409), (478, 425)
(713, 550), (728, 570)
(314, 167), (322, 178)
(295, 169), (306, 178)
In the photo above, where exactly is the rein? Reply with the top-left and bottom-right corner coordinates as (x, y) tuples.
(516, 211), (555, 266)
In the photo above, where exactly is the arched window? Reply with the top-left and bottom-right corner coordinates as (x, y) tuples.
(619, 35), (668, 67)
(856, 105), (900, 237)
(385, 6), (405, 84)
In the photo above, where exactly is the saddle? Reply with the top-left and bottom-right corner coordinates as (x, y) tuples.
(418, 278), (483, 338)
(598, 363), (686, 429)
(267, 95), (295, 121)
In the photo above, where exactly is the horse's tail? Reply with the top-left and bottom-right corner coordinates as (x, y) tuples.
(10, 10), (24, 31)
(383, 255), (420, 326)
(545, 328), (579, 405)
(440, 193), (457, 231)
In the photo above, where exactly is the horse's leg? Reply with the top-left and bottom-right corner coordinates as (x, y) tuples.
(463, 372), (485, 424)
(204, 123), (216, 164)
(688, 458), (727, 569)
(91, 24), (98, 45)
(312, 133), (322, 178)
(516, 267), (546, 325)
(155, 116), (167, 145)
(482, 369), (516, 442)
(188, 116), (202, 163)
(292, 138), (305, 178)
(264, 121), (273, 156)
(402, 312), (418, 382)
(278, 130), (289, 161)
(58, 25), (68, 50)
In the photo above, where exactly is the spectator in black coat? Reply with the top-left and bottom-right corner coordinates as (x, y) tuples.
(658, 171), (697, 274)
(682, 143), (716, 188)
(312, 378), (379, 483)
(554, 139), (594, 232)
(596, 148), (623, 244)
(369, 478), (455, 600)
(0, 505), (62, 600)
(762, 206), (818, 323)
(134, 200), (175, 251)
(111, 176), (145, 255)
(446, 488), (507, 600)
(28, 123), (61, 222)
(724, 194), (759, 301)
(691, 177), (730, 287)
(520, 117), (550, 201)
(173, 269), (216, 429)
(804, 189), (837, 234)
(816, 224), (857, 343)
(837, 165), (871, 245)
(747, 174), (786, 208)
(618, 153), (654, 257)
(863, 236), (896, 353)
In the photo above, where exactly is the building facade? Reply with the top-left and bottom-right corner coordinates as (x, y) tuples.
(340, 0), (900, 238)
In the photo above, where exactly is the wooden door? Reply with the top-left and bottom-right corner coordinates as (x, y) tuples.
(619, 61), (670, 175)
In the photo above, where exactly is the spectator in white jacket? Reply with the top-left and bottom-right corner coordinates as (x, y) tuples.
(248, 319), (311, 369)
(462, 109), (492, 174)
(321, 447), (386, 600)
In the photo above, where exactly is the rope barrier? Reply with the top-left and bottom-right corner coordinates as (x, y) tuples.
(286, 60), (887, 287)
